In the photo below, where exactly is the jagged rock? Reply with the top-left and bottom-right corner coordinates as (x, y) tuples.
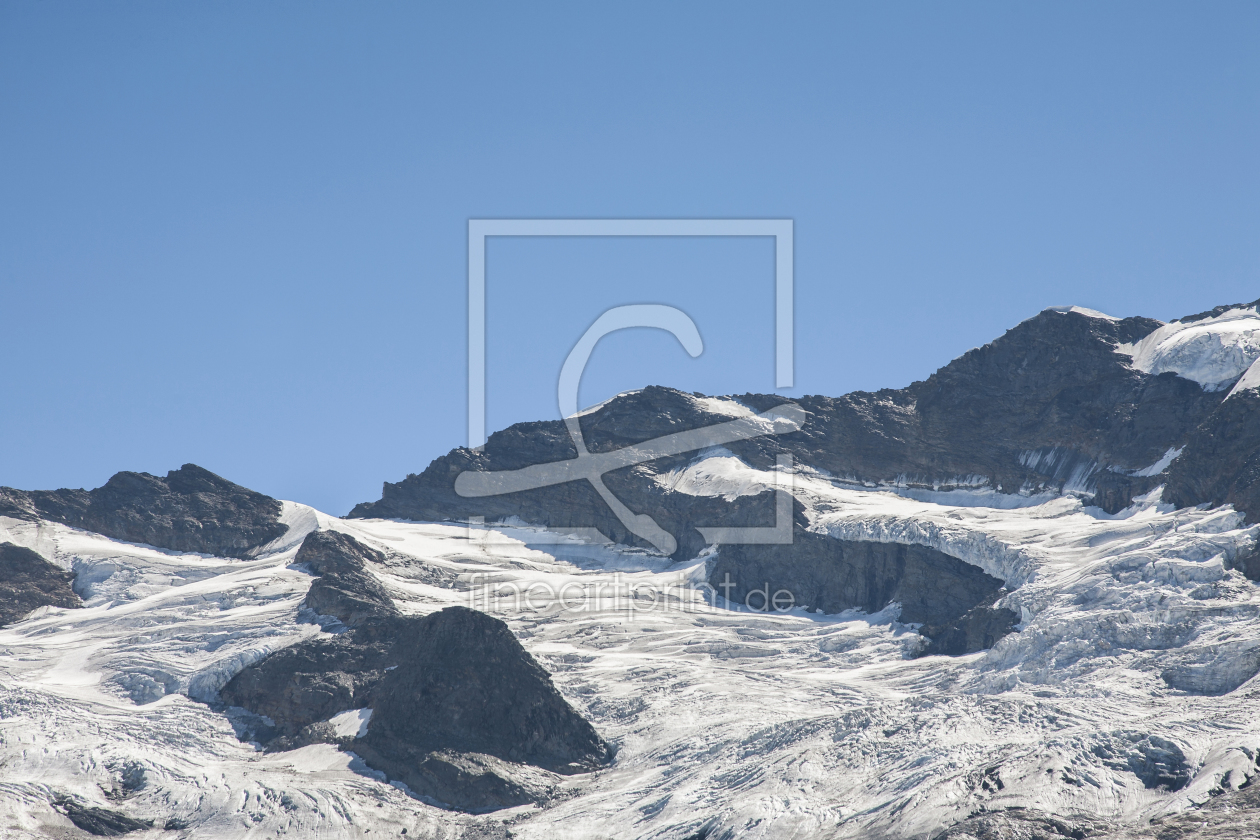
(0, 542), (81, 626)
(358, 606), (610, 774)
(1163, 389), (1260, 526)
(220, 629), (393, 740)
(0, 464), (287, 559)
(347, 747), (558, 814)
(296, 530), (399, 626)
(349, 385), (781, 562)
(350, 309), (1239, 571)
(52, 795), (153, 836)
(1099, 772), (1260, 839)
(221, 607), (610, 812)
(1178, 296), (1260, 323)
(708, 528), (1010, 627)
(935, 808), (1111, 839)
(918, 603), (1021, 657)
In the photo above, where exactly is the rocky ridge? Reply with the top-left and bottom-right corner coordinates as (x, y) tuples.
(351, 303), (1260, 653)
(0, 463), (287, 559)
(0, 542), (80, 627)
(221, 530), (610, 813)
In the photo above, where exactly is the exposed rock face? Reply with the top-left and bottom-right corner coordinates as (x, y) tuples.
(221, 606), (610, 812)
(350, 385), (780, 563)
(220, 627), (393, 742)
(349, 310), (1243, 572)
(52, 795), (153, 836)
(935, 808), (1112, 839)
(918, 603), (1021, 657)
(0, 464), (287, 559)
(1163, 389), (1260, 526)
(358, 606), (609, 774)
(296, 530), (399, 626)
(0, 542), (81, 626)
(345, 305), (1260, 663)
(707, 529), (1007, 626)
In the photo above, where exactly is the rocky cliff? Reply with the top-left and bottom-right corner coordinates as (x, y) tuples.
(0, 542), (80, 626)
(350, 303), (1260, 655)
(221, 531), (610, 812)
(0, 464), (287, 559)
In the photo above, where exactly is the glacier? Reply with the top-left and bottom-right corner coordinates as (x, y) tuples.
(2, 464), (1259, 838)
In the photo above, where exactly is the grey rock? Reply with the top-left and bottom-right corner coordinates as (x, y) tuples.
(0, 542), (80, 627)
(221, 606), (610, 812)
(220, 630), (392, 740)
(52, 795), (152, 836)
(296, 530), (399, 627)
(350, 310), (1231, 558)
(1163, 388), (1260, 529)
(358, 606), (610, 775)
(707, 528), (1008, 627)
(919, 603), (1021, 657)
(935, 808), (1110, 839)
(0, 464), (287, 559)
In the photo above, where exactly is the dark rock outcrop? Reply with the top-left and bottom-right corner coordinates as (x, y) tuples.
(351, 385), (789, 563)
(344, 304), (1260, 654)
(935, 808), (1112, 839)
(52, 795), (153, 836)
(706, 528), (1016, 651)
(707, 529), (1007, 626)
(221, 606), (610, 812)
(1163, 389), (1260, 526)
(0, 464), (287, 559)
(296, 530), (399, 626)
(359, 606), (609, 774)
(918, 603), (1021, 657)
(0, 542), (81, 626)
(220, 628), (394, 742)
(350, 309), (1234, 565)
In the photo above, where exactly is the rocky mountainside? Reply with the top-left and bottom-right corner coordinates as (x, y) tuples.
(0, 542), (80, 626)
(0, 464), (287, 559)
(353, 304), (1260, 538)
(221, 529), (610, 813)
(1, 298), (1259, 839)
(350, 301), (1260, 657)
(295, 529), (400, 626)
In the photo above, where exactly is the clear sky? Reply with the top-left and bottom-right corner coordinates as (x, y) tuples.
(2, 2), (1257, 515)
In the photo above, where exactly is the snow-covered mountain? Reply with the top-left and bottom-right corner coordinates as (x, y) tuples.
(2, 299), (1259, 839)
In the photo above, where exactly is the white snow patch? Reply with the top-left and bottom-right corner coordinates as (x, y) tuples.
(328, 708), (373, 739)
(654, 447), (776, 500)
(1118, 305), (1260, 390)
(1047, 305), (1120, 321)
(691, 395), (758, 419)
(1227, 355), (1260, 398)
(1133, 446), (1185, 477)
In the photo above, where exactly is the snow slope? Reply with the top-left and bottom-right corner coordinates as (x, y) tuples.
(1118, 305), (1260, 391)
(3, 464), (1260, 839)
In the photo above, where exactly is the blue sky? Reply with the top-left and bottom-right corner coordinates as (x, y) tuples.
(2, 2), (1257, 514)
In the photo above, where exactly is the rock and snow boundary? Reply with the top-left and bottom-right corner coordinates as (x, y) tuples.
(1, 468), (1259, 839)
